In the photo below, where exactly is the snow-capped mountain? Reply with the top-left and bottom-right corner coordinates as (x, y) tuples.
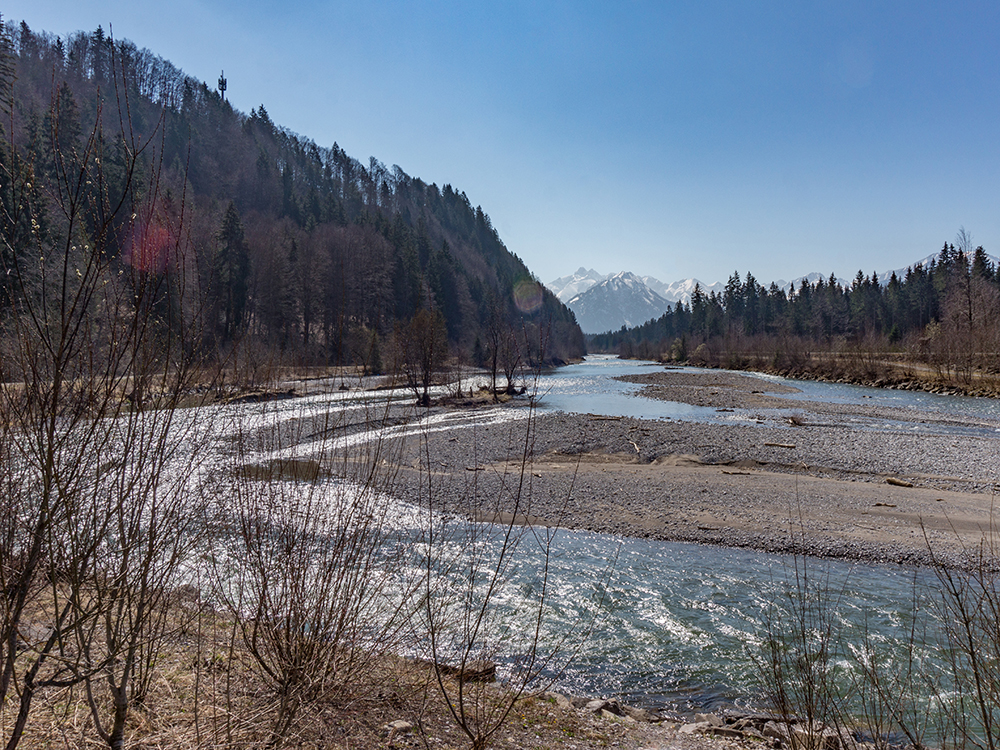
(546, 268), (608, 303)
(567, 272), (671, 334)
(641, 276), (724, 303)
(780, 272), (834, 294)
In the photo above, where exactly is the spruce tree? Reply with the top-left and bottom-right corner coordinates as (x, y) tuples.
(214, 202), (250, 341)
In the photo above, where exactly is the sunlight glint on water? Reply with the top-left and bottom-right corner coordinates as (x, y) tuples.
(184, 360), (966, 716)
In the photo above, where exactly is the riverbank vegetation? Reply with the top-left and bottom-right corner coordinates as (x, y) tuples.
(591, 239), (1000, 396)
(0, 17), (587, 749)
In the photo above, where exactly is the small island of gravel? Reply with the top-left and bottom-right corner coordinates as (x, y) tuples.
(388, 365), (1000, 567)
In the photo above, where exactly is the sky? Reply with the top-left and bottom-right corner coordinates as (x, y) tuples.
(6, 1), (1000, 287)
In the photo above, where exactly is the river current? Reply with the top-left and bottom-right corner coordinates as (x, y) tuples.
(225, 356), (992, 717)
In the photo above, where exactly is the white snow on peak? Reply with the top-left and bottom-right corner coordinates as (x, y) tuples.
(553, 249), (1000, 334)
(546, 268), (608, 303)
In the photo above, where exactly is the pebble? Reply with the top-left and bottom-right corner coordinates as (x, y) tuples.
(382, 369), (1000, 567)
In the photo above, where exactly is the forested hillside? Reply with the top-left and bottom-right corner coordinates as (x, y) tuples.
(0, 19), (584, 379)
(592, 240), (1000, 385)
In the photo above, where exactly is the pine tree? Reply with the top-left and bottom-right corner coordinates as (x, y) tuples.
(214, 202), (250, 341)
(971, 246), (994, 281)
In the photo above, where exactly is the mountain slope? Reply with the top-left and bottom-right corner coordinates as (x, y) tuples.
(641, 276), (724, 304)
(546, 267), (607, 302)
(567, 272), (671, 334)
(2, 20), (585, 366)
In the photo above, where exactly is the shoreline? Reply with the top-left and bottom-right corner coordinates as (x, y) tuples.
(231, 365), (1000, 747)
(647, 355), (1000, 400)
(386, 366), (1000, 569)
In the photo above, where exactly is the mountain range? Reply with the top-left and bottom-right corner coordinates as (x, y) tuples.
(549, 253), (1000, 335)
(547, 268), (726, 334)
(564, 272), (673, 334)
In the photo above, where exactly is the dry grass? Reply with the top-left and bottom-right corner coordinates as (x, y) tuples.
(1, 595), (663, 750)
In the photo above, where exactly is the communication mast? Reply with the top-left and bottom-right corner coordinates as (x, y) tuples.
(218, 70), (227, 100)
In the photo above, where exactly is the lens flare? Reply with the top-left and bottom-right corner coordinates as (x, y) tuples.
(125, 221), (174, 273)
(513, 279), (542, 314)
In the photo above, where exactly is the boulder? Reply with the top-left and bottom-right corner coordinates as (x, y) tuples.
(382, 720), (414, 741)
(543, 691), (574, 710)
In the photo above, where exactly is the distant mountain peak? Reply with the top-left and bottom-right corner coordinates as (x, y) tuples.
(566, 272), (670, 334)
(546, 268), (608, 303)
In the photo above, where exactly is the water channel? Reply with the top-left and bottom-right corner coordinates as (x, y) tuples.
(236, 357), (997, 721)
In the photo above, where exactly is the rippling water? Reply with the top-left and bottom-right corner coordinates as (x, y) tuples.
(426, 523), (938, 716)
(197, 360), (989, 720)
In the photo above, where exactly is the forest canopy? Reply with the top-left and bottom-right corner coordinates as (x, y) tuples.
(592, 238), (1000, 384)
(0, 18), (585, 378)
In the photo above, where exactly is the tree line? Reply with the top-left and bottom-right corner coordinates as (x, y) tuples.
(591, 236), (1000, 383)
(1, 19), (584, 383)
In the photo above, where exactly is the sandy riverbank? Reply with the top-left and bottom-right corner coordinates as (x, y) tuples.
(389, 367), (1000, 567)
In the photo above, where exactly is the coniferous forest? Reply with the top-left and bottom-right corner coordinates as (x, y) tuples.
(591, 240), (1000, 387)
(0, 20), (585, 383)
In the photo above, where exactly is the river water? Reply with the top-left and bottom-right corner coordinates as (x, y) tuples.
(458, 524), (939, 716)
(535, 354), (1000, 436)
(224, 357), (994, 720)
(525, 356), (993, 713)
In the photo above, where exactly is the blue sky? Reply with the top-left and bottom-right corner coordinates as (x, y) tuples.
(5, 1), (1000, 287)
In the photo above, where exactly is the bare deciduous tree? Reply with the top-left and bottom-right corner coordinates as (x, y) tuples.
(209, 395), (420, 747)
(0, 36), (209, 749)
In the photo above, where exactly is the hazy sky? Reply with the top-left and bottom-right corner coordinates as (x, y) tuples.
(6, 1), (1000, 286)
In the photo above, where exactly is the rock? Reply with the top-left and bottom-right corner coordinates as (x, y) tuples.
(694, 712), (724, 727)
(680, 721), (712, 735)
(382, 720), (414, 740)
(543, 691), (574, 710)
(604, 698), (626, 717)
(623, 704), (661, 723)
(584, 698), (625, 716)
(764, 720), (791, 742)
(600, 708), (634, 722)
(780, 720), (850, 750)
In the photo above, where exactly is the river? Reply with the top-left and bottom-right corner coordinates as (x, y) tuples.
(220, 357), (995, 722)
(536, 354), (1000, 436)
